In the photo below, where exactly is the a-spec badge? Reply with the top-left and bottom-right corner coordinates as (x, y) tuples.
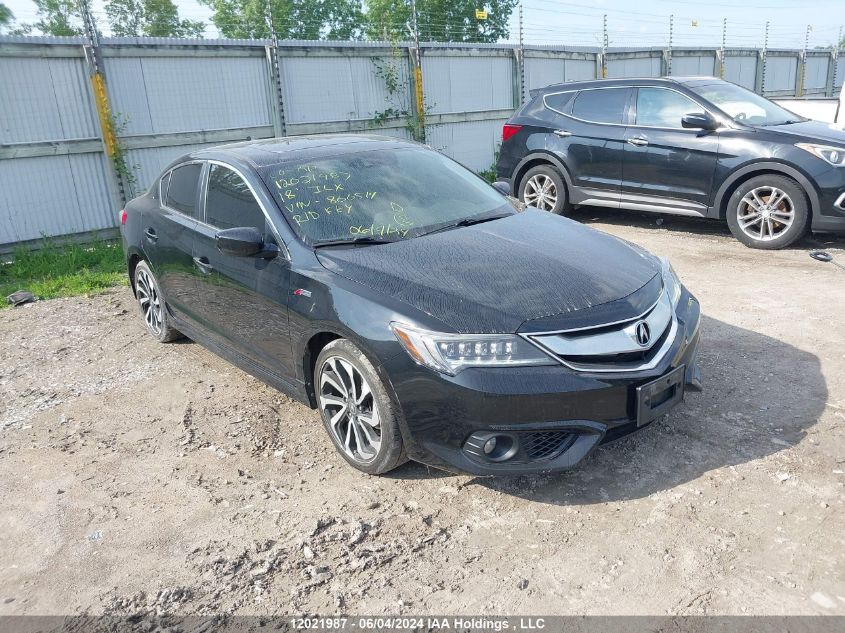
(293, 288), (312, 298)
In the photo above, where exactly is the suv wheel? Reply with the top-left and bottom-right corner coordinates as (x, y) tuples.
(315, 339), (407, 475)
(518, 165), (570, 215)
(133, 260), (182, 342)
(726, 175), (810, 249)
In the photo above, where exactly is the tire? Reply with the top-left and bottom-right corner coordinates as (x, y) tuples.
(518, 165), (571, 215)
(314, 339), (407, 475)
(133, 260), (182, 343)
(726, 175), (810, 249)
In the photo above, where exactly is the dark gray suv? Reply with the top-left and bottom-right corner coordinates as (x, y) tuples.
(496, 77), (845, 249)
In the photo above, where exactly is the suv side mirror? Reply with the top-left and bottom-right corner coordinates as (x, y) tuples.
(682, 112), (718, 130)
(216, 226), (278, 258)
(492, 180), (511, 196)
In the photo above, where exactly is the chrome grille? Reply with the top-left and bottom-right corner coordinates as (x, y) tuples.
(524, 290), (676, 373)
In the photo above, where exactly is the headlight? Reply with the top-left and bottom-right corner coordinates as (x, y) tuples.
(660, 257), (682, 308)
(796, 143), (845, 167)
(390, 322), (555, 375)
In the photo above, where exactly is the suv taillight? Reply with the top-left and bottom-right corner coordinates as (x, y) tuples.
(502, 124), (523, 143)
(119, 209), (127, 225)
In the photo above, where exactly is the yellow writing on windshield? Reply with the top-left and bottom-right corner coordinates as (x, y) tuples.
(274, 164), (414, 235)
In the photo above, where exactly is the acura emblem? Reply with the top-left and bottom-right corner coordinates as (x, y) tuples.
(635, 321), (651, 347)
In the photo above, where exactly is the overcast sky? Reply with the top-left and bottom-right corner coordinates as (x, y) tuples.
(3, 0), (843, 48)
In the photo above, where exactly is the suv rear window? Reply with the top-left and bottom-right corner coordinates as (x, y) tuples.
(571, 88), (629, 124)
(165, 163), (202, 219)
(543, 91), (575, 113)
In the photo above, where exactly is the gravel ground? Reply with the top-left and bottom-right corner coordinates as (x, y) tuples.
(1, 211), (844, 617)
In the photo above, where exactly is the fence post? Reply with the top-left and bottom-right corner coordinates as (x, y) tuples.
(265, 2), (287, 138)
(408, 45), (426, 143)
(600, 14), (608, 78)
(755, 21), (769, 95)
(796, 25), (810, 97)
(80, 0), (126, 210)
(513, 47), (524, 107)
(828, 33), (841, 97)
(517, 3), (525, 103)
(265, 44), (287, 137)
(666, 14), (673, 76)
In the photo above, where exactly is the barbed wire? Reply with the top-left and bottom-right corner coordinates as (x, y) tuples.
(5, 1), (842, 49)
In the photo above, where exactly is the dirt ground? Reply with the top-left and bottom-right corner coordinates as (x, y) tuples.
(1, 211), (844, 617)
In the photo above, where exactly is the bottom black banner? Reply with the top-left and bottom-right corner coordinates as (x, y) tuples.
(0, 616), (843, 633)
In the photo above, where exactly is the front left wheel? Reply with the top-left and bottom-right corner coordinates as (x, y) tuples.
(315, 339), (407, 475)
(726, 175), (810, 249)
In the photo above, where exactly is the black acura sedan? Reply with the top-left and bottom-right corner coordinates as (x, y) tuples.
(496, 77), (845, 249)
(121, 135), (701, 475)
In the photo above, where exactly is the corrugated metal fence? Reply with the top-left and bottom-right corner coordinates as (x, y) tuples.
(0, 36), (842, 248)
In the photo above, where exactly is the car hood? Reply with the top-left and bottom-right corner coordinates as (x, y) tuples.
(761, 119), (845, 146)
(316, 210), (662, 334)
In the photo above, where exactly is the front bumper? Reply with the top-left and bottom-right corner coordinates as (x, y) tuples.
(810, 166), (845, 233)
(384, 290), (702, 476)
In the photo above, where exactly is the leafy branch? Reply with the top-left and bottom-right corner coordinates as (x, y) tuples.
(369, 39), (432, 142)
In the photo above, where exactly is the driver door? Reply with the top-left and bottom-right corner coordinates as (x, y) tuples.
(621, 87), (720, 210)
(190, 162), (294, 378)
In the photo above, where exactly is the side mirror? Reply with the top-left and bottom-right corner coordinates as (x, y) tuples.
(492, 180), (511, 196)
(215, 226), (278, 258)
(681, 112), (718, 130)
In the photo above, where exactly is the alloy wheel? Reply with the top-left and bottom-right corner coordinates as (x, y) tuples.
(135, 268), (163, 335)
(319, 356), (382, 464)
(523, 174), (558, 211)
(737, 186), (795, 242)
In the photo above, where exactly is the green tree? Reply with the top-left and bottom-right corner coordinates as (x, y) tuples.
(32, 0), (84, 36)
(199, 0), (364, 40)
(365, 0), (517, 43)
(105, 0), (145, 36)
(105, 0), (206, 37)
(0, 3), (13, 32)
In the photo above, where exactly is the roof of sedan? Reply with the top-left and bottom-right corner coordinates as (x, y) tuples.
(190, 134), (418, 168)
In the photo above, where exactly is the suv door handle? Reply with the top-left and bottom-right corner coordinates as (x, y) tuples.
(192, 256), (214, 274)
(626, 136), (648, 147)
(144, 228), (158, 242)
(553, 129), (572, 137)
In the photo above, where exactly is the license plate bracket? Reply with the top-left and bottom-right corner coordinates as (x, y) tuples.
(636, 365), (685, 427)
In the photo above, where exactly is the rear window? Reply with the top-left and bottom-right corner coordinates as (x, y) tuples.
(543, 91), (575, 113)
(165, 163), (202, 218)
(258, 147), (511, 244)
(571, 88), (629, 124)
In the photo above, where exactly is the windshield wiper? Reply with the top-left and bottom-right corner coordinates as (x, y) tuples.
(417, 213), (511, 238)
(762, 119), (801, 126)
(313, 236), (396, 248)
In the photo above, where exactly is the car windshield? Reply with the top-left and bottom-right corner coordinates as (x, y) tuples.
(689, 81), (804, 126)
(257, 146), (512, 244)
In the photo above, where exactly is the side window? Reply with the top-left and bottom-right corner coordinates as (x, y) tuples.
(158, 171), (171, 201)
(636, 88), (702, 128)
(205, 164), (269, 235)
(165, 163), (202, 218)
(543, 91), (575, 114)
(571, 88), (629, 124)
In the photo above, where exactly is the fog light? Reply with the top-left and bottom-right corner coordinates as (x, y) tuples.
(463, 432), (519, 463)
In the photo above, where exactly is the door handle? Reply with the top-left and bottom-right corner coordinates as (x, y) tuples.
(553, 129), (572, 137)
(192, 256), (214, 274)
(626, 137), (649, 147)
(144, 228), (158, 242)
